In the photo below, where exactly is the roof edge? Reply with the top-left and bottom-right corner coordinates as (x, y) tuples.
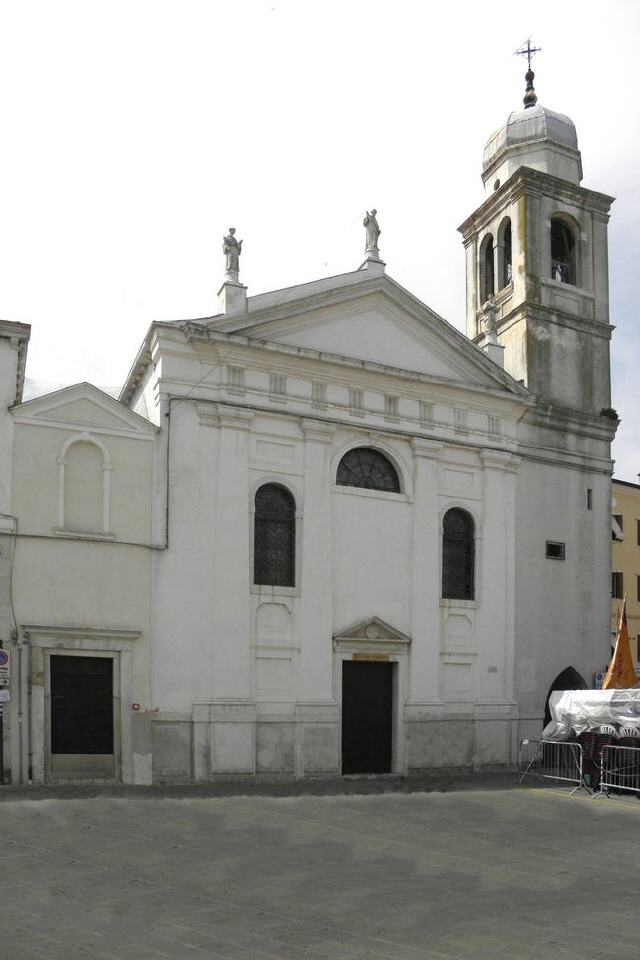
(0, 319), (31, 404)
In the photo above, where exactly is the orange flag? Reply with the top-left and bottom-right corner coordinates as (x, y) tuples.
(604, 597), (639, 690)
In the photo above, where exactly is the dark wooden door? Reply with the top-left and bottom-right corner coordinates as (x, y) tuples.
(50, 656), (114, 755)
(342, 661), (393, 774)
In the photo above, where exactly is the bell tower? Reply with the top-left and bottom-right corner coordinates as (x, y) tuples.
(458, 57), (614, 416)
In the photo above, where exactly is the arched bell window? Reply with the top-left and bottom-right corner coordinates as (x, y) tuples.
(551, 217), (576, 285)
(254, 484), (296, 587)
(442, 508), (475, 600)
(498, 218), (512, 289)
(480, 234), (495, 303)
(336, 447), (400, 493)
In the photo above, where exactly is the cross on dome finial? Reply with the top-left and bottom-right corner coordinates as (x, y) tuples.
(515, 37), (542, 109)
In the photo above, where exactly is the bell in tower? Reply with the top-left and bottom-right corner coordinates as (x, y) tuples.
(458, 46), (615, 416)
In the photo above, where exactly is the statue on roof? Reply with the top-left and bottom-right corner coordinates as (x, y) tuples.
(363, 209), (381, 259)
(223, 227), (243, 281)
(481, 297), (499, 343)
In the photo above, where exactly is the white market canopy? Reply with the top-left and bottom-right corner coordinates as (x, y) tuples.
(543, 688), (640, 739)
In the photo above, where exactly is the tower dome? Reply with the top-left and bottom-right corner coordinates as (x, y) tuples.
(481, 103), (583, 194)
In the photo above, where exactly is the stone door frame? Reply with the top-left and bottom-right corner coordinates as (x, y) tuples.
(22, 625), (140, 784)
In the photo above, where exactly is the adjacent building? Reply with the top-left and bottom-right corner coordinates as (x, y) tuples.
(611, 479), (640, 672)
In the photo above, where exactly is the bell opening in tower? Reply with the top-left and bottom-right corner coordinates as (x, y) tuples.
(480, 235), (495, 302)
(551, 217), (576, 285)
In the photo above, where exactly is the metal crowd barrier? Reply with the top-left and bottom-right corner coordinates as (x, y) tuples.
(519, 739), (585, 793)
(599, 745), (640, 798)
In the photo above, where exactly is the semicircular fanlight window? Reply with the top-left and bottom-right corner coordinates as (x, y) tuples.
(336, 447), (400, 493)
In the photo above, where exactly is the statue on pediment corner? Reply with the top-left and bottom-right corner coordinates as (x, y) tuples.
(223, 227), (243, 281)
(363, 209), (381, 258)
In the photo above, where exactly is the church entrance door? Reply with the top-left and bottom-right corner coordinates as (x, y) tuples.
(342, 661), (393, 774)
(50, 654), (115, 779)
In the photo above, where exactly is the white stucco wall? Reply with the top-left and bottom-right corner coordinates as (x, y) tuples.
(514, 456), (612, 734)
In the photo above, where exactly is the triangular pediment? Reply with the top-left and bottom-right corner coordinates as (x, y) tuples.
(12, 382), (157, 435)
(219, 273), (524, 395)
(333, 616), (411, 645)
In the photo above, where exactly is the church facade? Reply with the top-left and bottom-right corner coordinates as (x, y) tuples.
(0, 81), (617, 784)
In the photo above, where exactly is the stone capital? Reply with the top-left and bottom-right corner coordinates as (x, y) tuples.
(198, 403), (254, 431)
(411, 438), (443, 460)
(301, 419), (336, 444)
(480, 449), (519, 472)
(196, 402), (219, 428)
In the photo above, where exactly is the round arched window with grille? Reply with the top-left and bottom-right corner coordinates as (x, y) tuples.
(253, 483), (296, 587)
(336, 447), (401, 493)
(442, 508), (475, 600)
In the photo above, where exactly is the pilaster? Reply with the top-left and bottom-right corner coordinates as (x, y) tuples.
(298, 419), (336, 703)
(408, 438), (443, 704)
(211, 405), (254, 700)
(478, 450), (520, 703)
(196, 402), (220, 697)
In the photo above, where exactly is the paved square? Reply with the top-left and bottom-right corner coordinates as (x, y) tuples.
(1, 787), (639, 959)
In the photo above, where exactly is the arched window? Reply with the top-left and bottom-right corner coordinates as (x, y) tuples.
(498, 218), (512, 289)
(254, 484), (296, 587)
(336, 447), (400, 493)
(480, 234), (495, 303)
(551, 217), (576, 285)
(442, 508), (475, 600)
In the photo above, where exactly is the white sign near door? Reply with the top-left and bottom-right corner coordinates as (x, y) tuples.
(0, 649), (9, 687)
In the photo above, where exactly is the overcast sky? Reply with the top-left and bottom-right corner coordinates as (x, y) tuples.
(1, 0), (638, 480)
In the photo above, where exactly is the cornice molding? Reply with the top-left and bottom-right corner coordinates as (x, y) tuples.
(21, 625), (142, 649)
(0, 319), (31, 404)
(484, 300), (613, 342)
(458, 166), (614, 238)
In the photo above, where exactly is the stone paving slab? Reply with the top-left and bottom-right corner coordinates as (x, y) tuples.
(1, 788), (639, 959)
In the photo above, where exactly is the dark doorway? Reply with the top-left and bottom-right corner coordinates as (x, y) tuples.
(543, 665), (588, 728)
(342, 661), (393, 774)
(51, 655), (114, 756)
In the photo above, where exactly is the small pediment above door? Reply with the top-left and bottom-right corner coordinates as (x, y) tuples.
(333, 616), (410, 654)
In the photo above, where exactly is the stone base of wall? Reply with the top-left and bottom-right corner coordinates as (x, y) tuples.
(151, 702), (526, 783)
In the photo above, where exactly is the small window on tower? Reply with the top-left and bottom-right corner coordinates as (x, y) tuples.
(546, 541), (565, 560)
(586, 488), (593, 510)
